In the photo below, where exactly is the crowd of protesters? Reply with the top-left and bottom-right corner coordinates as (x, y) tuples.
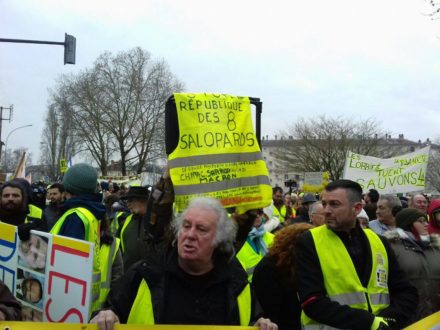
(0, 168), (439, 330)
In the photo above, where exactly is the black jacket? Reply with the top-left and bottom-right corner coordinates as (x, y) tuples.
(253, 256), (301, 330)
(105, 247), (259, 325)
(296, 223), (418, 330)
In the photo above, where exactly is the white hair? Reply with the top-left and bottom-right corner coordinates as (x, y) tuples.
(173, 197), (237, 255)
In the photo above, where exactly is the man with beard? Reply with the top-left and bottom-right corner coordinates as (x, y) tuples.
(0, 180), (42, 227)
(43, 183), (65, 231)
(262, 187), (285, 232)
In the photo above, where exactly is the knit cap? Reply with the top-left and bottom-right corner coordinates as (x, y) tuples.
(63, 163), (98, 196)
(395, 208), (426, 231)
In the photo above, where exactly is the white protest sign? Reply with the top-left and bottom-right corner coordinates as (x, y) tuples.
(343, 146), (430, 193)
(0, 224), (94, 323)
(304, 172), (323, 187)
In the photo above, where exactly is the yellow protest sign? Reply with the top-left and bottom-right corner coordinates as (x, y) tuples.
(168, 93), (272, 214)
(0, 322), (257, 330)
(60, 159), (68, 174)
(404, 310), (440, 329)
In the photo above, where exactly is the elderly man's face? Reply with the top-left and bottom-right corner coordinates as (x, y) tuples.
(178, 207), (218, 267)
(310, 203), (325, 226)
(412, 195), (428, 214)
(1, 187), (23, 211)
(376, 199), (393, 223)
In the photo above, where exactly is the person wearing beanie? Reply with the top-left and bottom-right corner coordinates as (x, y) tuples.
(50, 163), (106, 313)
(383, 208), (440, 322)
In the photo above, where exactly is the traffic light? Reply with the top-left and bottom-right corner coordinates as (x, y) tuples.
(64, 33), (76, 65)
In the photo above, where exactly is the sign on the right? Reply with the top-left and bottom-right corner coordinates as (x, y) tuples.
(343, 146), (430, 194)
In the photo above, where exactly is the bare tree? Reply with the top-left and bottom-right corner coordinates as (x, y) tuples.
(6, 147), (32, 173)
(95, 48), (184, 175)
(40, 104), (59, 180)
(65, 69), (115, 175)
(40, 79), (79, 180)
(41, 47), (183, 176)
(272, 116), (386, 180)
(426, 0), (440, 19)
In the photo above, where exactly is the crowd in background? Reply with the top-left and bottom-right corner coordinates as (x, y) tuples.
(0, 168), (439, 330)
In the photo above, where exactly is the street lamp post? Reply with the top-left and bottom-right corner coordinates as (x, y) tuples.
(4, 124), (32, 173)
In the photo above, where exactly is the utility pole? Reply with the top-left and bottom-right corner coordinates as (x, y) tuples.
(0, 105), (13, 163)
(0, 33), (76, 64)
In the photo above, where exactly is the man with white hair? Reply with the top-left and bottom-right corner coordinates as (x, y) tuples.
(91, 197), (278, 330)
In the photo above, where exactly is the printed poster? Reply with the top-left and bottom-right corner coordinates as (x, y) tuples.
(0, 223), (94, 323)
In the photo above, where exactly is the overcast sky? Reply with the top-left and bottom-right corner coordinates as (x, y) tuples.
(1, 0), (440, 164)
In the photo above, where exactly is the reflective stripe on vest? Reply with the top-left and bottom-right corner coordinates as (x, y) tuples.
(236, 232), (274, 281)
(119, 214), (133, 254)
(99, 237), (120, 306)
(301, 226), (389, 329)
(169, 93), (272, 214)
(50, 207), (102, 313)
(272, 205), (287, 223)
(127, 278), (252, 325)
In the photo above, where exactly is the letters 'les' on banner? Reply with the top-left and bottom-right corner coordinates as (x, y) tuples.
(0, 222), (94, 323)
(168, 93), (272, 214)
(342, 146), (430, 194)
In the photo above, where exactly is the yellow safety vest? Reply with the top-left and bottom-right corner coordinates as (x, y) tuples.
(111, 211), (128, 235)
(127, 278), (252, 325)
(98, 237), (120, 307)
(119, 214), (133, 253)
(301, 226), (390, 329)
(168, 93), (272, 214)
(26, 204), (43, 223)
(272, 205), (287, 223)
(50, 207), (101, 313)
(236, 232), (274, 281)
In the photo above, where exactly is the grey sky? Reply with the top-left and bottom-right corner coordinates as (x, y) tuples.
(1, 0), (440, 165)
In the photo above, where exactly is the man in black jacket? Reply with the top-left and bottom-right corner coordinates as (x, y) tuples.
(91, 197), (277, 330)
(296, 180), (417, 330)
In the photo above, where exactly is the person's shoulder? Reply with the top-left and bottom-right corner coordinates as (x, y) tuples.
(254, 255), (278, 277)
(297, 228), (313, 244)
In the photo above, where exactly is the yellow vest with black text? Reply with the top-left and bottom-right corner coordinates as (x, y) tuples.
(50, 207), (101, 313)
(99, 237), (120, 307)
(236, 232), (274, 281)
(301, 226), (390, 329)
(168, 93), (272, 214)
(127, 278), (252, 325)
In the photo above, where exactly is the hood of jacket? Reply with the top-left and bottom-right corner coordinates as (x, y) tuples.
(427, 199), (440, 234)
(61, 193), (106, 221)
